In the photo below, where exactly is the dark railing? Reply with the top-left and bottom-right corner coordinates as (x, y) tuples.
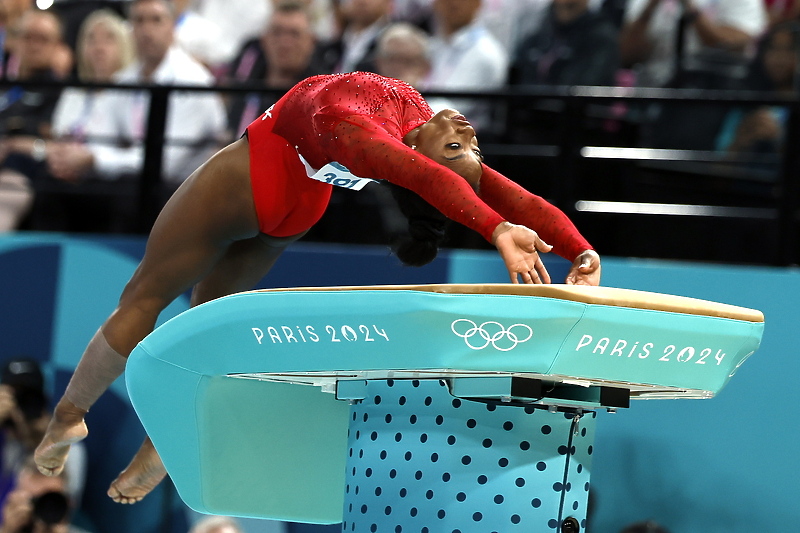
(3, 79), (797, 265)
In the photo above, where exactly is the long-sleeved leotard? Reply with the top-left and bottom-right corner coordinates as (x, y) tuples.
(247, 72), (592, 260)
(477, 165), (591, 261)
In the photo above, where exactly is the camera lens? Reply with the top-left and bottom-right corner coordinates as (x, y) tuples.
(32, 491), (69, 525)
(15, 388), (47, 421)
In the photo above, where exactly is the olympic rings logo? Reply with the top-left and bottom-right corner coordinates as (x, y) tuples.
(450, 319), (533, 351)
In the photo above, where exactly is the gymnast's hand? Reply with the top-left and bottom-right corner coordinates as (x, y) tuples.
(566, 249), (601, 286)
(492, 222), (552, 284)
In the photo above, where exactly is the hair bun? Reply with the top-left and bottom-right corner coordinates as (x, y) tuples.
(394, 235), (439, 266)
(387, 183), (448, 267)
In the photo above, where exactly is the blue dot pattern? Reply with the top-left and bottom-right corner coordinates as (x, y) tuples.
(342, 380), (596, 532)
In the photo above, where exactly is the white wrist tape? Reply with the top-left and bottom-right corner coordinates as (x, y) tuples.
(63, 328), (128, 411)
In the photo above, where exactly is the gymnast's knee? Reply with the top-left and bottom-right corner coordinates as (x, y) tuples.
(103, 296), (173, 355)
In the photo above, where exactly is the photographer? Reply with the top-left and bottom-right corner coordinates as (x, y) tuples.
(1, 360), (84, 510)
(0, 459), (86, 533)
(1, 360), (50, 506)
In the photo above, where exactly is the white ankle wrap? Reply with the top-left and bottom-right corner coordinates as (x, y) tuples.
(64, 328), (128, 411)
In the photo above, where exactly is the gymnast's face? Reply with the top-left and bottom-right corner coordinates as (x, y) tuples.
(405, 109), (484, 189)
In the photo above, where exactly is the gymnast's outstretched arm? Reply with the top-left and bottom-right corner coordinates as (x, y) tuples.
(326, 115), (505, 242)
(325, 115), (593, 284)
(477, 165), (601, 286)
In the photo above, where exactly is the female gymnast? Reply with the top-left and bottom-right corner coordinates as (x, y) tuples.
(33, 72), (601, 504)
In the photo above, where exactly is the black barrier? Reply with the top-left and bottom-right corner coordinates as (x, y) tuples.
(2, 78), (797, 265)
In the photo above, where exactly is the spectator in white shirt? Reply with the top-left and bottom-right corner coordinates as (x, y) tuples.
(424, 0), (508, 132)
(620, 0), (767, 87)
(52, 10), (134, 144)
(0, 9), (134, 232)
(45, 0), (227, 186)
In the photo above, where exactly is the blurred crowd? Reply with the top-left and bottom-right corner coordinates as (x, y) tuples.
(0, 0), (796, 235)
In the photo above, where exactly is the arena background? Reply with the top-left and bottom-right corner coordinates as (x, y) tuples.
(0, 233), (795, 533)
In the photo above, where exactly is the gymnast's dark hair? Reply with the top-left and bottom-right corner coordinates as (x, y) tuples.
(387, 182), (448, 267)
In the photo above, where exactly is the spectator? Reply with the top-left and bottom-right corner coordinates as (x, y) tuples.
(189, 516), (243, 533)
(51, 10), (134, 143)
(510, 0), (619, 86)
(1, 358), (48, 507)
(425, 0), (507, 131)
(1, 7), (72, 81)
(374, 22), (431, 87)
(325, 0), (392, 73)
(620, 0), (767, 88)
(44, 0), (227, 190)
(0, 0), (32, 78)
(627, 0), (768, 149)
(716, 22), (799, 160)
(226, 0), (329, 138)
(0, 9), (65, 230)
(0, 359), (85, 510)
(0, 9), (133, 232)
(0, 458), (88, 533)
(0, 10), (133, 169)
(0, 10), (64, 136)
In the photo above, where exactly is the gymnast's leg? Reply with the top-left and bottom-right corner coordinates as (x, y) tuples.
(107, 233), (298, 504)
(34, 138), (258, 478)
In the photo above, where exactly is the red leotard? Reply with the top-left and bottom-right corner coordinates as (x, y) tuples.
(246, 72), (592, 261)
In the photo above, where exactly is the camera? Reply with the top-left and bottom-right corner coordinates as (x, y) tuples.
(1, 358), (48, 425)
(12, 387), (47, 421)
(33, 491), (70, 524)
(17, 491), (70, 533)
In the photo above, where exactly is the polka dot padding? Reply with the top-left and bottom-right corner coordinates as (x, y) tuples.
(342, 379), (596, 532)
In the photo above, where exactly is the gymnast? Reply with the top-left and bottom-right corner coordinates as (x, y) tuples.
(33, 72), (601, 504)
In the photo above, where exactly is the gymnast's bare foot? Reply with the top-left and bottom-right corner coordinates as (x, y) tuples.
(34, 400), (88, 476)
(108, 438), (167, 504)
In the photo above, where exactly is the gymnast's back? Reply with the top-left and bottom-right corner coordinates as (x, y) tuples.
(270, 72), (433, 168)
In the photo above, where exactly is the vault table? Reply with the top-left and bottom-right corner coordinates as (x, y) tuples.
(126, 284), (764, 532)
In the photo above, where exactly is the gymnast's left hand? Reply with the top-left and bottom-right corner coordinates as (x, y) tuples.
(492, 222), (552, 284)
(566, 249), (601, 286)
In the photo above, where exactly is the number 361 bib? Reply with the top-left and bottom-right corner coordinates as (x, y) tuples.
(299, 153), (377, 191)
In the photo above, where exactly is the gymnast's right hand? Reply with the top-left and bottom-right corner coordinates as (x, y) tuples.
(492, 222), (552, 284)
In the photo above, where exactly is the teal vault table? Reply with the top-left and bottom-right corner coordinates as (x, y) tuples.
(125, 284), (764, 532)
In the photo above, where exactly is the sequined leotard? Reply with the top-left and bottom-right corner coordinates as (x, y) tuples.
(246, 72), (592, 261)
